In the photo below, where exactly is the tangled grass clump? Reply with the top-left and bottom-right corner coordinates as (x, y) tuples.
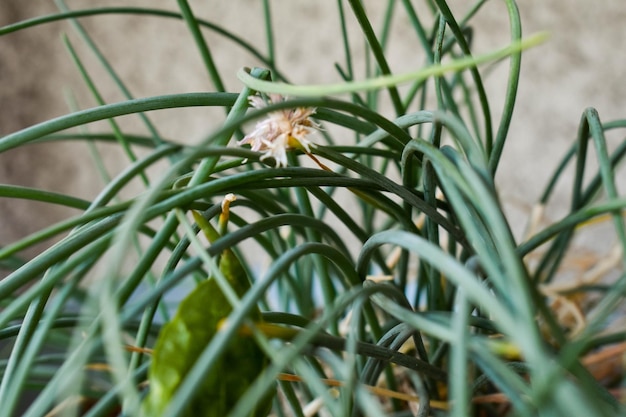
(0, 1), (625, 416)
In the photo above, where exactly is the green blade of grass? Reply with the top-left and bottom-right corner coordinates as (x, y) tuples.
(237, 32), (548, 97)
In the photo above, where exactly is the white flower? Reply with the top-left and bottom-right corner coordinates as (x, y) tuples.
(237, 94), (318, 167)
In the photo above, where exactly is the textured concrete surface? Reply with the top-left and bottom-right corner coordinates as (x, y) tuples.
(1, 1), (625, 251)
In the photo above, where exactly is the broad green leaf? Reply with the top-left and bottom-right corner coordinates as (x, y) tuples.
(141, 207), (271, 416)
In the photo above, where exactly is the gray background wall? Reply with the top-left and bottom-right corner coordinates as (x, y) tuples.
(1, 1), (625, 253)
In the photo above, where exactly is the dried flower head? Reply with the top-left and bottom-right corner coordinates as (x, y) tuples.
(237, 94), (318, 167)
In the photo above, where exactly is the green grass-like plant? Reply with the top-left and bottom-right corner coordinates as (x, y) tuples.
(1, 1), (625, 416)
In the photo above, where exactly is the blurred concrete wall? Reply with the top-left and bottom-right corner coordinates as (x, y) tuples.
(1, 0), (625, 250)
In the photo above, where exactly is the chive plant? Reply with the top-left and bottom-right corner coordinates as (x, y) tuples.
(1, 1), (625, 416)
